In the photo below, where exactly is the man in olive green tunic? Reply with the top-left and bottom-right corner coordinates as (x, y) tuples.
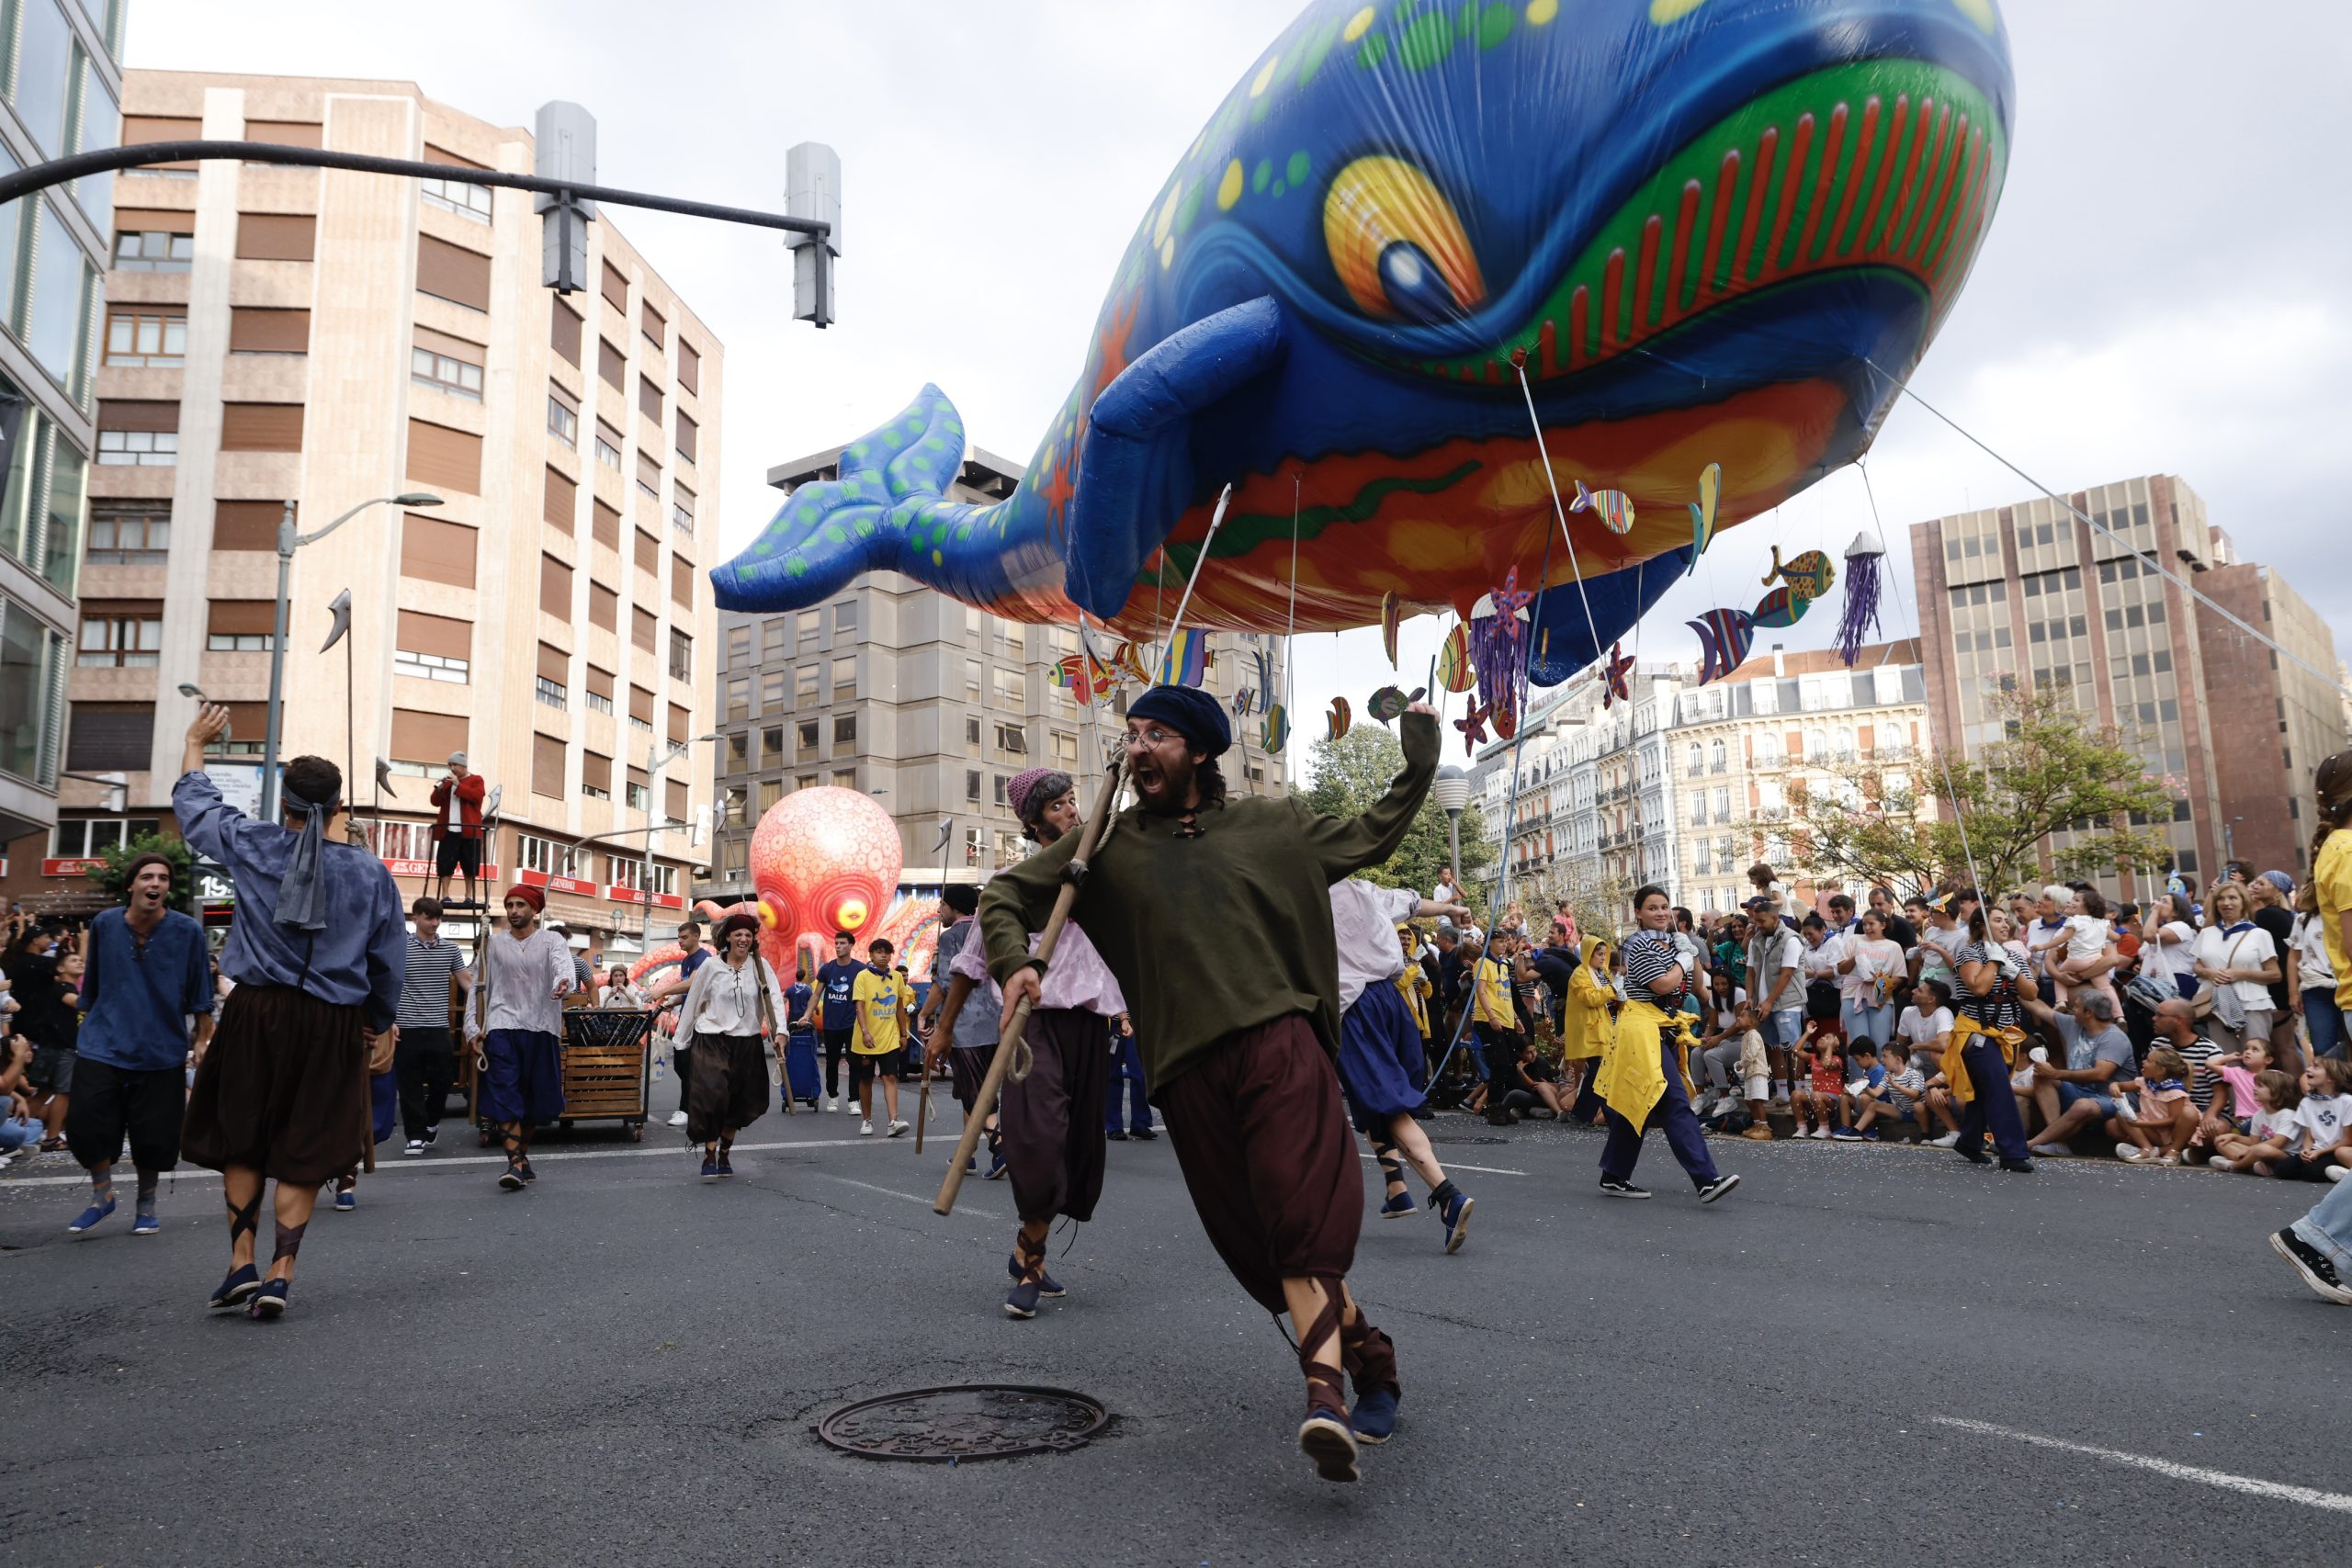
(983, 683), (1438, 1484)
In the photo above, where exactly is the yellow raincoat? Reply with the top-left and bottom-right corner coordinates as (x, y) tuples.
(1563, 936), (1618, 1064)
(1593, 997), (1702, 1130)
(1942, 1012), (2026, 1107)
(1395, 931), (1433, 1041)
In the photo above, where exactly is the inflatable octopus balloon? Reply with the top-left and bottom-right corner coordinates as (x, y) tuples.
(716, 0), (2013, 686)
(746, 787), (902, 975)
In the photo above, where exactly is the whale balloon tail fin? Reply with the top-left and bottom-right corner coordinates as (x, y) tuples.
(712, 384), (991, 612)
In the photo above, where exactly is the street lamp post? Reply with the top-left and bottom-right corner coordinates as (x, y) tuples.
(1432, 765), (1470, 887)
(635, 732), (718, 944)
(260, 492), (442, 819)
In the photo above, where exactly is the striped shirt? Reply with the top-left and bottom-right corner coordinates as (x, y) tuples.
(397, 935), (467, 1031)
(1623, 931), (1683, 1004)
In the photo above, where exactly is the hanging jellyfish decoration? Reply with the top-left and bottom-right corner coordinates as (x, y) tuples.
(1467, 568), (1535, 733)
(1687, 463), (1723, 576)
(1326, 695), (1352, 740)
(1380, 591), (1402, 668)
(1436, 623), (1476, 694)
(1835, 530), (1887, 667)
(1600, 642), (1636, 709)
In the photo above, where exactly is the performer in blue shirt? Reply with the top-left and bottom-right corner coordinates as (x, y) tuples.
(62, 853), (214, 1238)
(175, 706), (405, 1320)
(815, 933), (865, 1112)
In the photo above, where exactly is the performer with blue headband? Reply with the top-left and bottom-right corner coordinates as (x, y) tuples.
(174, 705), (406, 1320)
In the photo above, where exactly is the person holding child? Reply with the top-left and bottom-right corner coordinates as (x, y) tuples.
(2030, 886), (2119, 1007)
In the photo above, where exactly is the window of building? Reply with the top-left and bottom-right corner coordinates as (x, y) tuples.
(721, 784), (748, 825)
(797, 609), (821, 649)
(796, 665), (818, 705)
(517, 833), (582, 878)
(834, 599), (858, 636)
(420, 174), (492, 221)
(65, 702), (153, 772)
(637, 450), (662, 498)
(112, 228), (193, 271)
(992, 667), (1021, 705)
(966, 660), (982, 700)
(761, 671), (785, 712)
(834, 714), (857, 748)
(205, 600), (277, 652)
(77, 608), (161, 667)
(51, 817), (164, 859)
(831, 769), (858, 791)
(995, 722), (1027, 756)
(594, 419), (622, 470)
(675, 411), (697, 465)
(758, 779), (784, 812)
(96, 429), (175, 466)
(627, 778), (650, 810)
(638, 374), (662, 425)
(103, 308), (185, 367)
(415, 234), (491, 311)
(788, 717), (815, 758)
(757, 726), (782, 766)
(547, 389), (578, 448)
(411, 345), (483, 400)
(671, 484), (694, 535)
(966, 769), (982, 802)
(641, 300), (665, 347)
(668, 628), (692, 682)
(831, 656), (855, 698)
(86, 503), (169, 564)
(1051, 731), (1078, 766)
(727, 625), (751, 665)
(726, 676), (750, 720)
(966, 715), (982, 751)
(396, 649), (469, 683)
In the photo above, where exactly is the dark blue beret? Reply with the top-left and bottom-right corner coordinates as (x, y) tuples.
(1128, 683), (1231, 758)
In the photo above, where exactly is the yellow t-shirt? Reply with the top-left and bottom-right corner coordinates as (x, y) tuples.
(1471, 954), (1515, 1029)
(2316, 830), (2352, 1011)
(850, 967), (904, 1055)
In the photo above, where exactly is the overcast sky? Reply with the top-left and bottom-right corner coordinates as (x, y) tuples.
(130, 1), (2352, 778)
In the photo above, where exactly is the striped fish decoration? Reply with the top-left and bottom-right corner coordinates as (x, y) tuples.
(1048, 649), (1114, 703)
(1260, 703), (1289, 753)
(1572, 478), (1636, 536)
(1437, 623), (1475, 693)
(1157, 627), (1208, 687)
(1688, 607), (1755, 684)
(1326, 695), (1352, 740)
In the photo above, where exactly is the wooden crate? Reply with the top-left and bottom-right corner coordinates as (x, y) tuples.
(559, 1009), (652, 1122)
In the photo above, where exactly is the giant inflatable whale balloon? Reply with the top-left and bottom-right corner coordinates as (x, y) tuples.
(715, 0), (2012, 685)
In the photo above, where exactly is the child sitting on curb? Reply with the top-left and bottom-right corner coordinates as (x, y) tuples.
(2109, 1045), (2199, 1165)
(2209, 1070), (2301, 1173)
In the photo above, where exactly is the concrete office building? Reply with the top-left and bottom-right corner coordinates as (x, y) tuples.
(1912, 473), (2345, 893)
(702, 444), (1287, 901)
(17, 68), (721, 941)
(0, 0), (126, 886)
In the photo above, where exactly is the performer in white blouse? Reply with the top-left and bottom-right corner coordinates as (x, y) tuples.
(671, 912), (791, 1181)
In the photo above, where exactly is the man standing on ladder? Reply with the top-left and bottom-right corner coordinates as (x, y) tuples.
(429, 752), (485, 910)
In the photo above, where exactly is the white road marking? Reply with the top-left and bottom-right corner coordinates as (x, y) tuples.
(0, 1137), (896, 1189)
(1930, 1416), (2352, 1514)
(819, 1174), (1000, 1220)
(1358, 1153), (1526, 1178)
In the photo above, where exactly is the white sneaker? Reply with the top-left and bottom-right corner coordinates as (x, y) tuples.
(1928, 1132), (1961, 1148)
(824, 1096), (839, 1112)
(667, 1110), (688, 1127)
(1771, 1090), (1791, 1106)
(402, 1139), (425, 1157)
(2029, 1143), (2071, 1158)
(2117, 1145), (2146, 1163)
(859, 1119), (874, 1137)
(2209, 1157), (2238, 1171)
(887, 1119), (910, 1138)
(1808, 1126), (1829, 1139)
(2328, 1166), (2346, 1183)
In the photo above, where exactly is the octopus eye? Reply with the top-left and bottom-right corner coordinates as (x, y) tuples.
(831, 895), (871, 932)
(1322, 156), (1485, 323)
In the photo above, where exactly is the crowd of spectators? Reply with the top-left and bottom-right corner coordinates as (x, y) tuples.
(1400, 861), (2350, 1180)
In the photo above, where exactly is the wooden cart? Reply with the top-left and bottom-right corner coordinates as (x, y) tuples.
(465, 1006), (653, 1143)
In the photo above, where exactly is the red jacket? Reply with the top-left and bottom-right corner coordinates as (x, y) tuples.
(431, 772), (486, 839)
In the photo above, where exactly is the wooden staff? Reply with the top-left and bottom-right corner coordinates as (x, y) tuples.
(933, 754), (1124, 1215)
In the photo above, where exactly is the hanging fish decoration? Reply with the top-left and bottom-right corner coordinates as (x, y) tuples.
(1260, 703), (1289, 753)
(1380, 591), (1402, 669)
(1835, 529), (1886, 668)
(1686, 463), (1722, 575)
(1326, 695), (1352, 741)
(1600, 642), (1636, 709)
(1233, 686), (1256, 716)
(1365, 684), (1427, 725)
(1759, 545), (1837, 606)
(1453, 702), (1491, 754)
(1437, 623), (1476, 693)
(1571, 479), (1636, 536)
(1750, 585), (1810, 629)
(1688, 607), (1756, 684)
(1109, 639), (1152, 686)
(1492, 705), (1518, 742)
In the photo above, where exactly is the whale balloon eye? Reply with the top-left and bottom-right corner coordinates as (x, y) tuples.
(1323, 156), (1485, 323)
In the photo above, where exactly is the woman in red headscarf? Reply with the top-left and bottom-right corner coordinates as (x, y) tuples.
(462, 885), (574, 1190)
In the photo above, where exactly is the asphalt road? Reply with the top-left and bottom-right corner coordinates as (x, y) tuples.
(4, 1077), (2346, 1568)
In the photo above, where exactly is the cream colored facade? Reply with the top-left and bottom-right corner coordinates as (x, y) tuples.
(58, 71), (719, 941)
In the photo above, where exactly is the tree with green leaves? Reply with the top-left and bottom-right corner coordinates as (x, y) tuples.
(1303, 724), (1493, 899)
(1779, 682), (2177, 897)
(84, 831), (195, 908)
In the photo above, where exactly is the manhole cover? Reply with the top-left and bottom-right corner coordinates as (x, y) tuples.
(1428, 1134), (1508, 1145)
(817, 1384), (1108, 1461)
